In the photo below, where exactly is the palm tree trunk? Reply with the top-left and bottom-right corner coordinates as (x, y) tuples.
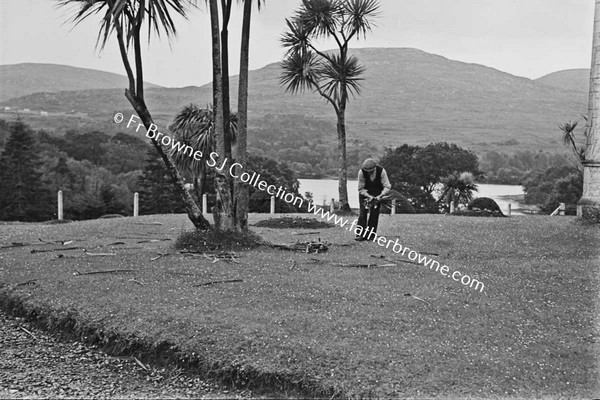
(579, 0), (600, 223)
(234, 0), (252, 232)
(209, 0), (235, 231)
(124, 92), (210, 230)
(336, 107), (351, 212)
(221, 0), (233, 163)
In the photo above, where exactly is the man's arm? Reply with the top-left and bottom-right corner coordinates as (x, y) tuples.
(378, 169), (392, 197)
(357, 169), (372, 198)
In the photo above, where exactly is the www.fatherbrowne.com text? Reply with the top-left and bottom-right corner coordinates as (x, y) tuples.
(118, 113), (485, 293)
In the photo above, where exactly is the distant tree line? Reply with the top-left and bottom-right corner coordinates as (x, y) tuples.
(0, 119), (309, 222)
(479, 150), (570, 184)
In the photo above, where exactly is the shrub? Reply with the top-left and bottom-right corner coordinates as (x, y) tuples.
(381, 190), (415, 214)
(467, 197), (504, 215)
(249, 190), (299, 213)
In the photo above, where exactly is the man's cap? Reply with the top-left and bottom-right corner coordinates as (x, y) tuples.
(362, 158), (377, 171)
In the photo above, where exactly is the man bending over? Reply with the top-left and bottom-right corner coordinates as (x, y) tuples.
(355, 158), (391, 242)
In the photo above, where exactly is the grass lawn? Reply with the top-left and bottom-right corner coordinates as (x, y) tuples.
(0, 213), (598, 398)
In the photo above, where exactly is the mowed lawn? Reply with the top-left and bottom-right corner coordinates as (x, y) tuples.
(0, 213), (598, 398)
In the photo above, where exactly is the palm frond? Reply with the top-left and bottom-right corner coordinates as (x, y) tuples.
(280, 50), (320, 94)
(58, 0), (189, 50)
(342, 0), (380, 39)
(296, 0), (343, 38)
(559, 120), (578, 146)
(169, 104), (214, 175)
(281, 18), (311, 56)
(317, 54), (365, 101)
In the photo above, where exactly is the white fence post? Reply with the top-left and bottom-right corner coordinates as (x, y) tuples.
(508, 204), (512, 216)
(202, 194), (208, 214)
(270, 196), (275, 214)
(133, 192), (139, 217)
(57, 190), (63, 221)
(559, 202), (565, 216)
(330, 198), (335, 213)
(391, 199), (396, 215)
(450, 201), (455, 214)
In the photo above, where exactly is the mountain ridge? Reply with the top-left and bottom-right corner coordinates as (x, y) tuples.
(0, 63), (162, 102)
(0, 48), (588, 154)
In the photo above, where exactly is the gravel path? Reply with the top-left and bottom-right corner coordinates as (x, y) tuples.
(0, 309), (256, 399)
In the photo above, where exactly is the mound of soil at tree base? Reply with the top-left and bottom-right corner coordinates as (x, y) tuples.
(254, 216), (334, 229)
(459, 197), (505, 217)
(175, 228), (264, 252)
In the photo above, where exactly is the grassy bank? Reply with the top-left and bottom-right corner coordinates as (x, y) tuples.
(0, 214), (598, 398)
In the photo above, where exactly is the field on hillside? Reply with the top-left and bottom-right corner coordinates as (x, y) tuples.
(0, 214), (598, 398)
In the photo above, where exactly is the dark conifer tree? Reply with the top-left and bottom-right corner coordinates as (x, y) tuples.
(137, 149), (186, 215)
(0, 121), (54, 221)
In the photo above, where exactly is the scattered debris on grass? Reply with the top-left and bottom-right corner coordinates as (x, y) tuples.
(269, 240), (329, 253)
(129, 279), (145, 286)
(150, 252), (170, 261)
(38, 238), (75, 246)
(394, 259), (421, 266)
(15, 280), (37, 287)
(83, 250), (116, 256)
(18, 325), (37, 340)
(137, 238), (172, 243)
(404, 293), (431, 306)
(332, 263), (396, 268)
(134, 356), (150, 371)
(194, 279), (244, 287)
(176, 228), (263, 252)
(73, 269), (137, 276)
(31, 246), (82, 253)
(254, 216), (334, 229)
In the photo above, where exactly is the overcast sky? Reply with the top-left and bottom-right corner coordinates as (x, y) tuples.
(0, 0), (595, 88)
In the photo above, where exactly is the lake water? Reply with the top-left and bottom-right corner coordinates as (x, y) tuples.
(298, 179), (526, 215)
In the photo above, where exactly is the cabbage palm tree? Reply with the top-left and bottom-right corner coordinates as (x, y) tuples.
(280, 0), (380, 212)
(579, 0), (600, 222)
(206, 0), (263, 231)
(169, 104), (237, 201)
(60, 0), (210, 230)
(439, 172), (478, 212)
(235, 0), (263, 231)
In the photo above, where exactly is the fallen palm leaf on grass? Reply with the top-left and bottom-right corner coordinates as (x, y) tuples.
(332, 263), (397, 268)
(150, 252), (170, 261)
(83, 250), (116, 256)
(404, 293), (431, 306)
(73, 269), (137, 276)
(269, 240), (329, 253)
(194, 279), (243, 287)
(133, 356), (150, 371)
(180, 251), (240, 263)
(19, 325), (37, 340)
(31, 246), (82, 253)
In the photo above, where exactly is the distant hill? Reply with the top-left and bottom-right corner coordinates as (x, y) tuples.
(0, 63), (162, 102)
(535, 69), (590, 94)
(0, 49), (588, 154)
